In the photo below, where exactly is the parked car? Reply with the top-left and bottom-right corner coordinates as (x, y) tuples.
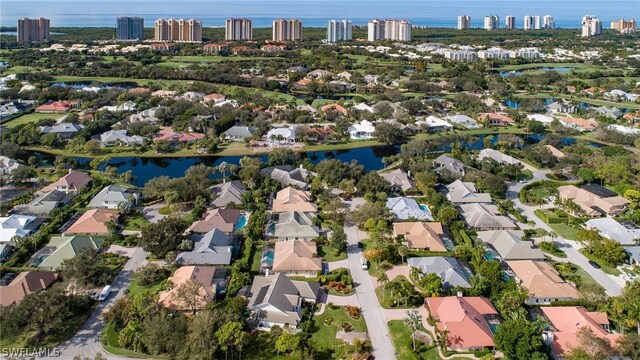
(98, 285), (112, 301)
(588, 260), (601, 269)
(360, 257), (368, 270)
(519, 179), (527, 184)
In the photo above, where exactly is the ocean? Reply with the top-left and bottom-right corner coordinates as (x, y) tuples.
(1, 0), (639, 28)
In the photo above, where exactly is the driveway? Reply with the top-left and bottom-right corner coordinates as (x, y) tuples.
(507, 171), (624, 296)
(345, 224), (397, 360)
(142, 203), (167, 224)
(327, 259), (349, 271)
(51, 247), (148, 360)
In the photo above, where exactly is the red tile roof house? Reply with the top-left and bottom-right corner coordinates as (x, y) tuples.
(479, 112), (515, 127)
(154, 127), (205, 143)
(35, 100), (79, 113)
(128, 87), (151, 95)
(321, 104), (348, 117)
(64, 209), (119, 236)
(203, 93), (226, 104)
(541, 307), (622, 360)
(425, 295), (500, 352)
(0, 271), (59, 306)
(38, 170), (92, 195)
(306, 126), (337, 143)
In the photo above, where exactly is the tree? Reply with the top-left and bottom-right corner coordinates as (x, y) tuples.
(403, 310), (422, 351)
(565, 327), (613, 360)
(238, 156), (262, 184)
(174, 280), (206, 315)
(330, 224), (347, 253)
(374, 122), (405, 145)
(357, 172), (389, 195)
(397, 245), (408, 264)
(417, 272), (442, 296)
(215, 321), (247, 360)
(11, 166), (36, 184)
(163, 190), (179, 210)
(494, 318), (546, 360)
(478, 174), (508, 198)
(141, 311), (188, 356)
(139, 217), (188, 258)
(626, 299), (640, 335)
(434, 203), (458, 225)
(275, 332), (299, 355)
(84, 139), (102, 155)
(179, 310), (218, 360)
(268, 148), (296, 166)
(377, 273), (389, 301)
(61, 249), (113, 287)
(616, 334), (640, 359)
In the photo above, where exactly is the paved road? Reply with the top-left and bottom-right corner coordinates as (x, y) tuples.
(50, 247), (148, 360)
(344, 224), (397, 360)
(507, 171), (624, 296)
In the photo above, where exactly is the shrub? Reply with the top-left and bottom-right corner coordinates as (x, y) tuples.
(341, 322), (354, 332)
(133, 264), (170, 286)
(345, 306), (362, 319)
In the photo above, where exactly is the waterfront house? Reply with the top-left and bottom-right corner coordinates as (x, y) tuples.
(88, 185), (140, 210)
(446, 180), (492, 204)
(222, 125), (257, 142)
(348, 120), (376, 139)
(38, 170), (91, 194)
(260, 165), (316, 189)
(39, 122), (85, 139)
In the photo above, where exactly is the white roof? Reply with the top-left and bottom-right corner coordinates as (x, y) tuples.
(348, 120), (376, 133)
(0, 215), (36, 243)
(266, 127), (296, 140)
(417, 116), (453, 129)
(585, 218), (640, 246)
(354, 103), (375, 113)
(526, 114), (554, 124)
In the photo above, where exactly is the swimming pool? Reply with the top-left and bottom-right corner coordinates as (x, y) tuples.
(485, 251), (495, 261)
(234, 214), (248, 231)
(418, 204), (429, 211)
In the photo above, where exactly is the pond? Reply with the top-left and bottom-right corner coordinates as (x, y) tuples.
(50, 81), (138, 90)
(29, 135), (585, 187)
(498, 66), (575, 77)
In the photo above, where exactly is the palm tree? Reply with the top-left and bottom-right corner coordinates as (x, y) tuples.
(377, 273), (389, 301)
(214, 161), (229, 183)
(404, 310), (422, 351)
(626, 299), (640, 335)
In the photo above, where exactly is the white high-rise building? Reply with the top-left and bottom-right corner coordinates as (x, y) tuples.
(484, 15), (499, 31)
(524, 15), (534, 30)
(543, 15), (555, 29)
(327, 19), (352, 42)
(534, 15), (542, 30)
(225, 18), (253, 41)
(458, 15), (471, 30)
(582, 15), (602, 37)
(505, 16), (515, 30)
(384, 19), (411, 41)
(368, 19), (385, 41)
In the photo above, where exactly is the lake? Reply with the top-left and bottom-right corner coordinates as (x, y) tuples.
(498, 67), (576, 77)
(29, 133), (586, 187)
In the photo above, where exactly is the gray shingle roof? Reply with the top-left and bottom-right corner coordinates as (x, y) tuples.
(407, 257), (472, 289)
(477, 230), (545, 260)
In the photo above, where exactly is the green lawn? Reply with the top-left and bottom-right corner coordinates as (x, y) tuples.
(376, 276), (423, 309)
(102, 322), (166, 359)
(516, 93), (640, 110)
(127, 279), (165, 297)
(3, 112), (62, 128)
(496, 62), (589, 71)
(310, 306), (367, 359)
(122, 212), (150, 231)
(388, 320), (471, 360)
(164, 55), (282, 63)
(318, 245), (347, 262)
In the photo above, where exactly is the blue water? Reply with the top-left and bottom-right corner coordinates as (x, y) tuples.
(2, 0), (637, 28)
(418, 204), (429, 211)
(234, 214), (248, 231)
(499, 67), (575, 78)
(485, 251), (496, 261)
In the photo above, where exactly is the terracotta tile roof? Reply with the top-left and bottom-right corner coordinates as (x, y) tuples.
(426, 296), (498, 350)
(272, 240), (322, 273)
(65, 209), (118, 235)
(0, 271), (58, 306)
(36, 100), (78, 112)
(506, 260), (581, 300)
(393, 222), (446, 251)
(187, 208), (241, 234)
(272, 187), (317, 213)
(560, 117), (598, 130)
(154, 127), (205, 143)
(321, 104), (348, 115)
(541, 307), (622, 357)
(158, 266), (217, 311)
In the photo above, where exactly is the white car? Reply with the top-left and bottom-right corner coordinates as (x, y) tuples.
(360, 257), (368, 270)
(519, 179), (527, 184)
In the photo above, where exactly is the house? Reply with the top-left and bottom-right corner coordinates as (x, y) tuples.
(151, 90), (177, 98)
(203, 93), (226, 104)
(540, 307), (622, 360)
(433, 155), (466, 178)
(12, 190), (74, 217)
(506, 260), (582, 305)
(559, 117), (598, 131)
(203, 43), (229, 54)
(380, 169), (416, 194)
(306, 126), (337, 142)
(408, 257), (472, 289)
(0, 244), (11, 261)
(117, 106), (162, 126)
(187, 208), (243, 234)
(477, 230), (545, 261)
(544, 145), (565, 158)
(176, 229), (234, 266)
(386, 197), (434, 221)
(246, 272), (320, 330)
(39, 123), (85, 139)
(272, 187), (317, 213)
(127, 87), (151, 95)
(605, 89), (639, 102)
(260, 165), (316, 189)
(307, 69), (332, 79)
(584, 218), (640, 247)
(425, 295), (500, 351)
(0, 271), (59, 307)
(527, 114), (555, 126)
(416, 116), (454, 133)
(593, 106), (623, 119)
(296, 104), (318, 114)
(222, 125), (257, 142)
(320, 104), (348, 117)
(35, 100), (79, 113)
(155, 127), (205, 143)
(262, 44), (286, 53)
(446, 114), (480, 129)
(353, 103), (374, 113)
(477, 149), (522, 167)
(88, 185), (140, 210)
(348, 120), (376, 139)
(546, 100), (578, 114)
(37, 236), (104, 270)
(272, 240), (322, 277)
(446, 180), (492, 204)
(99, 130), (145, 146)
(393, 222), (447, 251)
(266, 127), (297, 145)
(38, 170), (91, 194)
(0, 156), (20, 175)
(0, 215), (39, 243)
(64, 209), (118, 236)
(99, 101), (137, 112)
(268, 212), (320, 241)
(180, 91), (206, 101)
(557, 184), (630, 217)
(158, 266), (221, 311)
(459, 203), (517, 230)
(210, 180), (246, 208)
(479, 113), (515, 127)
